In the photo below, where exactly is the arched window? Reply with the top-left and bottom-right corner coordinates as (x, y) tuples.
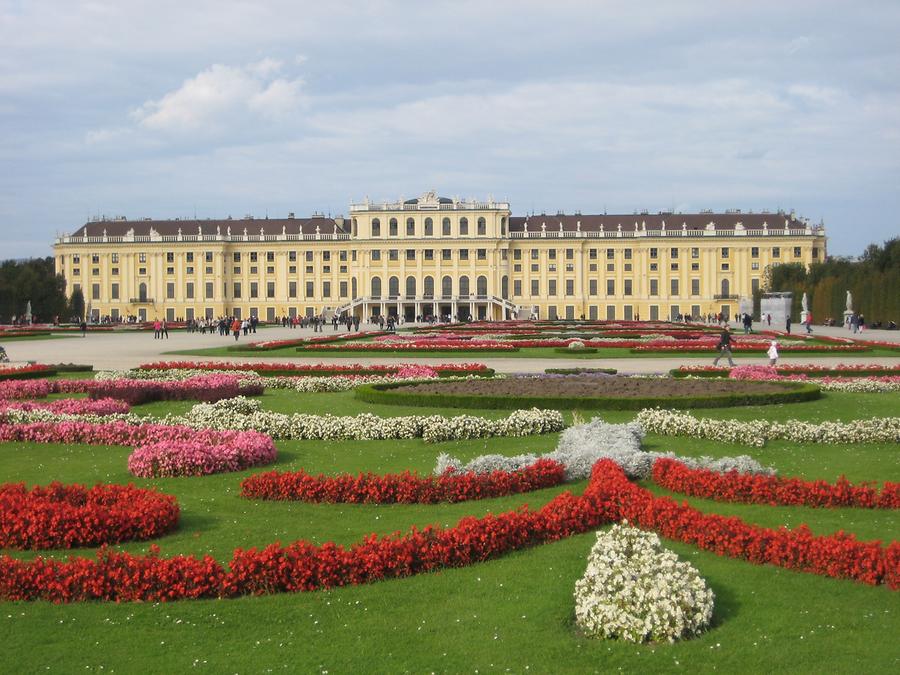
(721, 279), (730, 297)
(459, 275), (470, 297)
(406, 218), (415, 236)
(424, 275), (434, 298)
(476, 275), (488, 296)
(500, 217), (507, 236)
(459, 217), (469, 236)
(424, 217), (433, 236)
(370, 276), (381, 298)
(477, 217), (486, 236)
(351, 277), (358, 298)
(441, 275), (452, 298)
(405, 276), (416, 297)
(501, 275), (509, 299)
(138, 282), (148, 302)
(371, 218), (381, 237)
(389, 218), (398, 236)
(442, 218), (451, 236)
(388, 276), (399, 297)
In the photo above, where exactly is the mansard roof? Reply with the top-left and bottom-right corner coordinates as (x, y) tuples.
(71, 217), (348, 238)
(509, 212), (806, 233)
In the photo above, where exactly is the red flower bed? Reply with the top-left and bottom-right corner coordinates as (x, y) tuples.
(295, 341), (518, 352)
(234, 331), (389, 351)
(68, 375), (262, 405)
(0, 461), (896, 602)
(138, 361), (491, 377)
(240, 459), (565, 504)
(0, 364), (58, 381)
(0, 482), (179, 550)
(652, 458), (900, 509)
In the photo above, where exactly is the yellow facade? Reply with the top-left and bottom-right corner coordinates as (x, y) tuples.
(53, 192), (826, 323)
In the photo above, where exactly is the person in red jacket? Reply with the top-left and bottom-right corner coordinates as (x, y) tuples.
(231, 318), (241, 341)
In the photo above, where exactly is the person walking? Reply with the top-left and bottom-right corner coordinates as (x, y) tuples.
(231, 317), (241, 341)
(153, 319), (161, 339)
(767, 339), (779, 366)
(805, 312), (813, 334)
(80, 320), (87, 337)
(161, 320), (169, 339)
(713, 327), (736, 367)
(786, 317), (792, 334)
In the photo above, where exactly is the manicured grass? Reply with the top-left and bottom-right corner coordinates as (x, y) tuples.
(1, 389), (898, 672)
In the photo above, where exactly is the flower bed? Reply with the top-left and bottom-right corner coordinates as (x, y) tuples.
(77, 375), (262, 405)
(357, 376), (822, 410)
(574, 524), (714, 643)
(0, 419), (277, 477)
(0, 397), (129, 416)
(671, 364), (900, 378)
(0, 482), (179, 549)
(636, 408), (900, 447)
(240, 459), (565, 504)
(0, 364), (58, 381)
(652, 458), (900, 509)
(138, 361), (493, 377)
(229, 331), (389, 352)
(0, 378), (54, 400)
(634, 343), (868, 353)
(0, 460), (895, 603)
(296, 341), (519, 353)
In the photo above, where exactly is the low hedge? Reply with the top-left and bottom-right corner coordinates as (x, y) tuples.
(354, 380), (822, 411)
(545, 367), (617, 375)
(552, 347), (598, 354)
(51, 364), (94, 373)
(670, 367), (898, 378)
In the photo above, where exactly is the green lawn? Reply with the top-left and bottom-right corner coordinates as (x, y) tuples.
(1, 389), (898, 672)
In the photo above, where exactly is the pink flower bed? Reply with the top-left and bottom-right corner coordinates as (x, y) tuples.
(138, 361), (491, 376)
(0, 397), (129, 416)
(0, 420), (277, 477)
(0, 379), (54, 400)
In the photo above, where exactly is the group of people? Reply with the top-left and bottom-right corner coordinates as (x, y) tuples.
(713, 327), (781, 367)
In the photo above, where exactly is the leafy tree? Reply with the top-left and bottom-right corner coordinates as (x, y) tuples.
(0, 257), (69, 323)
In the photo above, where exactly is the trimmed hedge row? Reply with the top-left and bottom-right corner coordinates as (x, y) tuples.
(354, 380), (822, 411)
(545, 367), (617, 375)
(552, 347), (599, 354)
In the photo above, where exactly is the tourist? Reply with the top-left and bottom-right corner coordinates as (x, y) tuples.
(786, 317), (792, 334)
(160, 320), (169, 339)
(742, 313), (752, 334)
(153, 318), (161, 339)
(80, 320), (87, 337)
(242, 318), (249, 336)
(231, 317), (241, 341)
(767, 340), (779, 366)
(712, 327), (735, 367)
(805, 312), (813, 334)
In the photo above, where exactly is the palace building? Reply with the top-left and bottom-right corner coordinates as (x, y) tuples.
(53, 191), (827, 323)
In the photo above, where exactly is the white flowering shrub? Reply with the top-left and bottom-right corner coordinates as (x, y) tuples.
(636, 408), (900, 447)
(574, 524), (715, 643)
(435, 418), (774, 480)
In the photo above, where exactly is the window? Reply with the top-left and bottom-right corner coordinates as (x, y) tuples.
(94, 268), (101, 276)
(289, 251), (296, 262)
(721, 247), (729, 258)
(186, 252), (193, 263)
(531, 264), (539, 272)
(477, 249), (486, 260)
(322, 282), (331, 298)
(424, 217), (433, 236)
(812, 247), (819, 259)
(531, 279), (539, 295)
(371, 250), (381, 261)
(721, 263), (730, 271)
(751, 262), (759, 270)
(424, 249), (434, 261)
(372, 218), (381, 236)
(205, 282), (214, 299)
(477, 217), (486, 235)
(624, 249), (632, 260)
(111, 283), (119, 300)
(305, 251), (313, 262)
(289, 281), (297, 298)
(670, 248), (679, 259)
(186, 283), (194, 299)
(441, 276), (452, 297)
(513, 264), (521, 272)
(322, 266), (330, 274)
(565, 263), (574, 272)
(624, 263), (632, 272)
(389, 249), (398, 261)
(751, 247), (759, 258)
(691, 263), (699, 271)
(91, 283), (100, 300)
(548, 264), (557, 272)
(649, 263), (658, 272)
(531, 249), (539, 260)
(606, 249), (615, 260)
(205, 251), (213, 263)
(250, 282), (258, 298)
(650, 279), (658, 296)
(589, 279), (598, 295)
(670, 279), (679, 295)
(267, 251), (275, 262)
(691, 247), (699, 259)
(442, 218), (451, 236)
(442, 249), (452, 261)
(266, 266), (275, 274)
(565, 279), (574, 295)
(606, 279), (615, 295)
(459, 249), (469, 261)
(205, 266), (212, 274)
(305, 266), (313, 274)
(111, 253), (118, 263)
(606, 263), (614, 272)
(138, 268), (146, 275)
(589, 264), (596, 271)
(233, 282), (242, 298)
(166, 282), (175, 299)
(514, 279), (522, 295)
(670, 263), (679, 271)
(691, 279), (700, 296)
(548, 249), (557, 260)
(340, 281), (348, 297)
(165, 252), (174, 263)
(548, 280), (557, 296)
(406, 249), (415, 261)
(322, 251), (331, 261)
(266, 282), (275, 298)
(458, 276), (469, 296)
(406, 218), (415, 236)
(565, 248), (574, 260)
(389, 218), (398, 236)
(459, 218), (469, 235)
(513, 249), (522, 260)
(371, 277), (382, 297)
(649, 248), (658, 259)
(794, 246), (802, 257)
(250, 252), (258, 262)
(306, 281), (314, 297)
(589, 248), (597, 260)
(624, 279), (632, 296)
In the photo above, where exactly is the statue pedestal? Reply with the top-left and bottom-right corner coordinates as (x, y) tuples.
(843, 310), (854, 327)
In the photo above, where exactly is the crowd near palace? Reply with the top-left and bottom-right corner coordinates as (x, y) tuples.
(53, 191), (827, 324)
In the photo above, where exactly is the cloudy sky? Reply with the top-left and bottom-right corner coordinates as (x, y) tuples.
(2, 0), (899, 257)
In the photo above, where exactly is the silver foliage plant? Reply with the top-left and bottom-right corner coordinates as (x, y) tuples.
(435, 417), (774, 479)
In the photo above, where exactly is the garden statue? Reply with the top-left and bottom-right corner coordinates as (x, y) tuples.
(846, 290), (853, 312)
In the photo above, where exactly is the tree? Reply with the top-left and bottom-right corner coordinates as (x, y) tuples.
(0, 257), (69, 323)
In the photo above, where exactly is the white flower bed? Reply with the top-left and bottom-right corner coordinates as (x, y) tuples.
(636, 408), (900, 447)
(818, 379), (900, 393)
(574, 524), (715, 643)
(3, 397), (564, 444)
(436, 418), (773, 480)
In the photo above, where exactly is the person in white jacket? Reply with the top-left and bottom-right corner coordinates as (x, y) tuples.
(767, 340), (779, 366)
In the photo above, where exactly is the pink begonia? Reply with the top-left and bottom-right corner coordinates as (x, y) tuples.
(0, 420), (276, 477)
(0, 397), (129, 416)
(394, 365), (439, 379)
(0, 379), (54, 400)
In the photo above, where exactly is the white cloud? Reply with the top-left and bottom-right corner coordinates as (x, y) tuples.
(129, 59), (305, 134)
